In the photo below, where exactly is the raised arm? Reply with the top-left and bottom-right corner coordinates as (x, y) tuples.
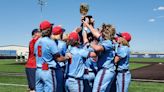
(82, 30), (89, 44)
(82, 20), (101, 39)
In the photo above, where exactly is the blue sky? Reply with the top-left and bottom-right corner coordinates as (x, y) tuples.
(0, 0), (164, 53)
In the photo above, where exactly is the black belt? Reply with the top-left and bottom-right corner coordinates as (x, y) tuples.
(117, 69), (129, 73)
(67, 75), (83, 80)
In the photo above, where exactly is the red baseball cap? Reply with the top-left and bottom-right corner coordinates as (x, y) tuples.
(117, 32), (131, 42)
(40, 20), (53, 30)
(52, 26), (65, 35)
(68, 32), (79, 41)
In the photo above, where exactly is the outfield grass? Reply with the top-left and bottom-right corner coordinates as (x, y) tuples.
(0, 81), (164, 92)
(129, 63), (149, 70)
(0, 75), (26, 85)
(129, 81), (164, 92)
(0, 85), (27, 92)
(0, 58), (163, 73)
(130, 58), (164, 63)
(0, 59), (164, 92)
(0, 59), (25, 73)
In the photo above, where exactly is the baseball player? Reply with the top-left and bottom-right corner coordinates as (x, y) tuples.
(83, 20), (116, 92)
(34, 20), (69, 92)
(82, 26), (98, 92)
(83, 44), (98, 92)
(51, 25), (67, 92)
(25, 28), (41, 92)
(65, 32), (96, 92)
(114, 32), (131, 92)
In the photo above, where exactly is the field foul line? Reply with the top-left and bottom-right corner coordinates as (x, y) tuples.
(0, 83), (27, 87)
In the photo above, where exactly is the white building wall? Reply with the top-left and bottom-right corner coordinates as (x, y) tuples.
(0, 45), (28, 56)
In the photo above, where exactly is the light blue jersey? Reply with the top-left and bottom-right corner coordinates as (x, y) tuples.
(55, 40), (67, 67)
(65, 46), (90, 92)
(55, 40), (67, 56)
(67, 46), (89, 78)
(34, 37), (59, 92)
(83, 44), (97, 72)
(116, 45), (131, 92)
(34, 37), (59, 68)
(83, 45), (97, 92)
(97, 39), (115, 69)
(92, 36), (116, 92)
(54, 40), (67, 92)
(116, 45), (130, 71)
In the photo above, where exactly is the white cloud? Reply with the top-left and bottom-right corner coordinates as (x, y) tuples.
(148, 16), (164, 23)
(153, 6), (164, 11)
(148, 19), (155, 22)
(158, 6), (164, 10)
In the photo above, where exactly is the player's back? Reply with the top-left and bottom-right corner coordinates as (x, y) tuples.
(117, 45), (130, 70)
(97, 39), (115, 69)
(55, 40), (67, 56)
(67, 46), (90, 78)
(34, 37), (58, 68)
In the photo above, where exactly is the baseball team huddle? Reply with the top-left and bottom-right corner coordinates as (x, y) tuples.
(25, 3), (132, 92)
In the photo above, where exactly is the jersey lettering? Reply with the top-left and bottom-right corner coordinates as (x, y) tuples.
(38, 45), (42, 57)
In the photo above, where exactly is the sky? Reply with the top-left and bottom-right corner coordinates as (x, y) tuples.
(0, 0), (164, 53)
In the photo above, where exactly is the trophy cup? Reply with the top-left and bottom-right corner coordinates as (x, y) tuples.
(80, 3), (93, 26)
(80, 3), (89, 16)
(79, 3), (89, 44)
(79, 3), (94, 43)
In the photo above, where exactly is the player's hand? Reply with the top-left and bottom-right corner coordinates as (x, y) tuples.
(82, 20), (89, 27)
(65, 53), (72, 59)
(81, 16), (85, 22)
(90, 18), (95, 24)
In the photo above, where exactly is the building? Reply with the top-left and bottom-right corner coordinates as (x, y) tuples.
(131, 52), (164, 58)
(0, 45), (28, 59)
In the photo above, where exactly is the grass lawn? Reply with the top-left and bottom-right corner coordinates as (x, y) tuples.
(129, 81), (164, 92)
(0, 81), (164, 92)
(0, 59), (25, 73)
(129, 63), (149, 70)
(0, 75), (26, 85)
(0, 59), (164, 92)
(0, 58), (163, 73)
(130, 58), (164, 63)
(0, 85), (27, 92)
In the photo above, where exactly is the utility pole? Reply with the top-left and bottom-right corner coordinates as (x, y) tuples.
(38, 0), (47, 19)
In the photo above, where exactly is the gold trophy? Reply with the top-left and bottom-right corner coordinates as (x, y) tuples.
(80, 3), (89, 16)
(79, 3), (94, 43)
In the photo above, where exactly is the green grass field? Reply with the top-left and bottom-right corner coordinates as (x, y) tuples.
(129, 63), (149, 70)
(130, 58), (164, 63)
(0, 85), (27, 92)
(0, 59), (25, 73)
(1, 81), (164, 92)
(0, 59), (164, 92)
(129, 81), (164, 92)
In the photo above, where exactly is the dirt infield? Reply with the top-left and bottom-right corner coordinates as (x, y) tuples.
(131, 62), (164, 80)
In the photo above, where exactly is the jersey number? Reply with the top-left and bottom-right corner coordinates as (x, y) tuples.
(38, 46), (42, 57)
